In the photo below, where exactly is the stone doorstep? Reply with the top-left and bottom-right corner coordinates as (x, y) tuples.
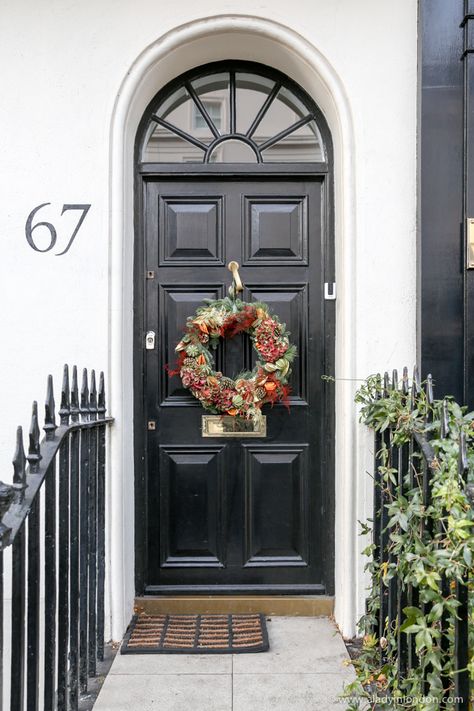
(134, 595), (334, 617)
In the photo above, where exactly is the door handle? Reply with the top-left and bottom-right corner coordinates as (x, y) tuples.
(227, 261), (244, 293)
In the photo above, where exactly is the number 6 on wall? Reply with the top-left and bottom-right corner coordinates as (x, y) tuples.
(25, 203), (91, 255)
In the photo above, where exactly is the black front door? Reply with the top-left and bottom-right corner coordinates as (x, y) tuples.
(140, 174), (333, 594)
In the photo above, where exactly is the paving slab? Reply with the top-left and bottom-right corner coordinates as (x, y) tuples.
(109, 650), (232, 675)
(233, 672), (352, 711)
(92, 673), (232, 711)
(232, 617), (351, 675)
(92, 617), (354, 711)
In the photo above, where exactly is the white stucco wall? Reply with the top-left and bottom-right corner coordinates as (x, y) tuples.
(0, 0), (417, 639)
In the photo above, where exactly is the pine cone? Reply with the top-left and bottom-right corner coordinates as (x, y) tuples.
(183, 357), (196, 366)
(255, 386), (266, 400)
(221, 377), (234, 389)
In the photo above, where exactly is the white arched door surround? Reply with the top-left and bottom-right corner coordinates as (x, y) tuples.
(108, 15), (359, 640)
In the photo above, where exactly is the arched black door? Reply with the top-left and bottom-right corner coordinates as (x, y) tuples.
(134, 61), (335, 595)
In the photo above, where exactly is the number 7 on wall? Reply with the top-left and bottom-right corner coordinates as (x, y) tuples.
(25, 203), (91, 256)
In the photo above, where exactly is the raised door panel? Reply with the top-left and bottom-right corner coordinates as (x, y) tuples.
(159, 195), (224, 265)
(242, 195), (308, 265)
(245, 285), (308, 404)
(159, 285), (225, 405)
(159, 445), (226, 567)
(243, 445), (308, 566)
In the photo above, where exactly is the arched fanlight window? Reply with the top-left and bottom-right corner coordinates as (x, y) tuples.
(140, 63), (327, 163)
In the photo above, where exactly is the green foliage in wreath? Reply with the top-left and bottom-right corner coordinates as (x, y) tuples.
(170, 296), (297, 421)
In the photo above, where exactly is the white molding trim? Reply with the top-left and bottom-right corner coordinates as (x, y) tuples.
(108, 14), (358, 640)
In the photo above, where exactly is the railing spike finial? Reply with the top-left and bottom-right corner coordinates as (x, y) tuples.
(392, 369), (399, 391)
(410, 365), (421, 412)
(425, 374), (434, 404)
(12, 426), (27, 498)
(80, 368), (90, 422)
(44, 374), (57, 440)
(425, 373), (434, 424)
(59, 364), (70, 425)
(440, 399), (450, 438)
(402, 366), (409, 397)
(458, 430), (469, 484)
(383, 371), (390, 397)
(98, 371), (106, 420)
(27, 401), (42, 473)
(71, 365), (79, 423)
(89, 369), (98, 421)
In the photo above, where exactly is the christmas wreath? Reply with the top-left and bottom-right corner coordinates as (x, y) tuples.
(171, 296), (297, 421)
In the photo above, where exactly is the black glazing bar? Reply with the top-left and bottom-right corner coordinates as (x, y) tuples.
(10, 523), (25, 711)
(372, 428), (382, 639)
(150, 115), (208, 151)
(229, 71), (236, 134)
(69, 428), (80, 710)
(185, 82), (220, 138)
(0, 551), (3, 711)
(44, 461), (56, 711)
(57, 436), (70, 710)
(79, 428), (90, 693)
(26, 497), (40, 711)
(88, 428), (98, 676)
(247, 82), (281, 138)
(259, 115), (313, 152)
(96, 424), (106, 661)
(454, 577), (469, 710)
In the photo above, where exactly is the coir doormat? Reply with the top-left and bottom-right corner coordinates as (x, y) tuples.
(121, 613), (269, 654)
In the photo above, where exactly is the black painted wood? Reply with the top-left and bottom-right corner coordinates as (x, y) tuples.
(419, 0), (464, 402)
(134, 61), (335, 597)
(141, 176), (330, 593)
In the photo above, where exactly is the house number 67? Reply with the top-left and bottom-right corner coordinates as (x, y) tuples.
(25, 203), (91, 256)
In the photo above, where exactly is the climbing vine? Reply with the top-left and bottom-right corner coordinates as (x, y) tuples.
(342, 374), (474, 711)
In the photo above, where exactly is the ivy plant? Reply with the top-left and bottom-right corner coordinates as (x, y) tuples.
(341, 374), (474, 711)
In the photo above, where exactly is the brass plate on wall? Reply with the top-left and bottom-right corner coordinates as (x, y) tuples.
(201, 415), (267, 438)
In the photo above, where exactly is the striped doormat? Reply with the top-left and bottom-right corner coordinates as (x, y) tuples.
(121, 613), (269, 654)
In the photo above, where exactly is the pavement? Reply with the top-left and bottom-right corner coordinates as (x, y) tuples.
(93, 617), (355, 711)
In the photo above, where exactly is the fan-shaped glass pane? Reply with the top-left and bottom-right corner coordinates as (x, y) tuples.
(208, 139), (258, 163)
(142, 123), (206, 162)
(140, 65), (326, 163)
(235, 73), (275, 134)
(190, 73), (229, 134)
(262, 121), (324, 162)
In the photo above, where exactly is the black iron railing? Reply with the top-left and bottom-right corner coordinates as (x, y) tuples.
(372, 367), (472, 710)
(0, 365), (113, 711)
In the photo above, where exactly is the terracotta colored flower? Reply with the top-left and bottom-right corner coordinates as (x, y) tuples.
(169, 296), (296, 418)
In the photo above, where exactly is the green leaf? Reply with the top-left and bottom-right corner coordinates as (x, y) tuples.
(463, 545), (472, 567)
